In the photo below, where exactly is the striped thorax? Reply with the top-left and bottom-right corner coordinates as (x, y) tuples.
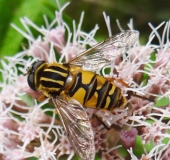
(27, 61), (69, 97)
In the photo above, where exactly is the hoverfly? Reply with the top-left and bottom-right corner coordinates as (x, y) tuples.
(27, 30), (139, 160)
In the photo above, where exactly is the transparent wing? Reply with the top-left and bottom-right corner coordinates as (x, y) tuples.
(66, 30), (139, 71)
(52, 97), (95, 160)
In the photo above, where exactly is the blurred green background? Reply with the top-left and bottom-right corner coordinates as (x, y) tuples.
(0, 0), (170, 59)
(0, 0), (169, 159)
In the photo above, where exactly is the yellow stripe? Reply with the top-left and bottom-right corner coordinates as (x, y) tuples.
(94, 92), (98, 98)
(104, 96), (110, 109)
(44, 68), (68, 77)
(41, 77), (64, 85)
(109, 85), (116, 95)
(34, 62), (46, 90)
(39, 85), (60, 92)
(71, 88), (86, 105)
(97, 86), (102, 90)
(81, 71), (94, 84)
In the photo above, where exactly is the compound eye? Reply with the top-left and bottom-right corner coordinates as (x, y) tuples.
(27, 71), (37, 91)
(33, 61), (45, 70)
(27, 61), (46, 92)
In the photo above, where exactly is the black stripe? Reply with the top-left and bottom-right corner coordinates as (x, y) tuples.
(115, 95), (124, 108)
(48, 66), (68, 73)
(107, 87), (119, 110)
(100, 83), (113, 108)
(41, 80), (63, 88)
(85, 75), (97, 102)
(96, 81), (109, 108)
(69, 73), (82, 97)
(42, 71), (66, 82)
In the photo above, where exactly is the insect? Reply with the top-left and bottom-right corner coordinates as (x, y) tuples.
(27, 30), (139, 160)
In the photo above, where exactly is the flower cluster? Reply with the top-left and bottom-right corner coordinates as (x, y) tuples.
(0, 0), (170, 160)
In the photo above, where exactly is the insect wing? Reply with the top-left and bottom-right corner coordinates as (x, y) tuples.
(67, 30), (139, 71)
(52, 97), (95, 160)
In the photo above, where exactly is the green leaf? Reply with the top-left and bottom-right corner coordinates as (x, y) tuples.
(118, 147), (128, 158)
(0, 0), (22, 50)
(20, 94), (34, 107)
(95, 157), (102, 160)
(162, 130), (170, 144)
(134, 135), (154, 157)
(155, 97), (170, 107)
(144, 140), (154, 153)
(0, 0), (45, 57)
(145, 119), (154, 124)
(28, 157), (38, 160)
(133, 135), (145, 157)
(0, 0), (73, 59)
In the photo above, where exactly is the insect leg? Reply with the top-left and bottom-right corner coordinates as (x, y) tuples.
(93, 110), (113, 129)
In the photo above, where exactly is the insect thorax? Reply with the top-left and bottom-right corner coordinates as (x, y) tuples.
(37, 62), (69, 97)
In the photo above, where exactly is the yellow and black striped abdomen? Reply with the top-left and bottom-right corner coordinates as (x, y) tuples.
(38, 63), (69, 96)
(67, 69), (127, 111)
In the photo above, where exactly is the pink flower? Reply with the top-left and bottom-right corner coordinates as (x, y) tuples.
(94, 129), (109, 152)
(28, 39), (50, 61)
(148, 76), (169, 95)
(162, 147), (170, 160)
(120, 128), (138, 149)
(47, 27), (66, 53)
(1, 0), (170, 159)
(141, 122), (167, 144)
(102, 150), (121, 160)
(56, 136), (74, 159)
